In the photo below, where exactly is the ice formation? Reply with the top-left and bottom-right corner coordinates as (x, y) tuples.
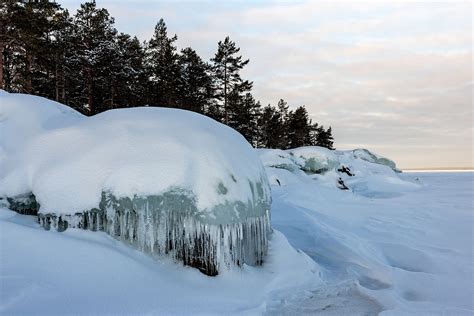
(351, 148), (400, 172)
(257, 146), (415, 197)
(0, 92), (271, 275)
(257, 146), (401, 175)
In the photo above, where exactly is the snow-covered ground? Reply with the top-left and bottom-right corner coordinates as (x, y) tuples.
(0, 93), (472, 314)
(1, 171), (472, 315)
(269, 170), (473, 315)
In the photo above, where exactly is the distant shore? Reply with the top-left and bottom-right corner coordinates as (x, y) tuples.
(403, 168), (474, 173)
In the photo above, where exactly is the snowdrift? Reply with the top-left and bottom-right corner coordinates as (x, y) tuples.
(257, 146), (417, 198)
(0, 91), (271, 275)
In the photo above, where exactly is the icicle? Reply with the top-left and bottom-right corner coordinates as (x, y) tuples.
(20, 191), (271, 276)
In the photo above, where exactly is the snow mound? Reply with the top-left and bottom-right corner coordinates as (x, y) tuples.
(257, 146), (418, 197)
(1, 92), (270, 217)
(0, 91), (271, 275)
(0, 91), (84, 175)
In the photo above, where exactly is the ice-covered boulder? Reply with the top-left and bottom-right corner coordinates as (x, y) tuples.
(256, 148), (300, 172)
(0, 92), (271, 275)
(257, 146), (416, 197)
(288, 146), (340, 174)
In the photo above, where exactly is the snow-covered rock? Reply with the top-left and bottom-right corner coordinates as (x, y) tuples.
(350, 148), (400, 172)
(0, 91), (271, 275)
(257, 146), (417, 198)
(288, 146), (340, 173)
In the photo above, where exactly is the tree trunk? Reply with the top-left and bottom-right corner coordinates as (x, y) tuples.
(0, 45), (4, 90)
(25, 52), (32, 93)
(223, 62), (227, 123)
(55, 52), (59, 101)
(87, 67), (93, 114)
(60, 50), (65, 102)
(110, 82), (114, 109)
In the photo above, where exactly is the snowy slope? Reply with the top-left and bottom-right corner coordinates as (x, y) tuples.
(0, 208), (322, 314)
(269, 169), (473, 315)
(0, 91), (84, 178)
(1, 172), (471, 314)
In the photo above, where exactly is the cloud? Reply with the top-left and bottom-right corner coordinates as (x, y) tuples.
(62, 0), (472, 169)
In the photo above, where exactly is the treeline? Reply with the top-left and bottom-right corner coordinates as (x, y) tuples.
(0, 1), (334, 149)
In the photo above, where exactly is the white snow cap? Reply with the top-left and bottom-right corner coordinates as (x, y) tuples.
(257, 146), (417, 197)
(0, 91), (270, 216)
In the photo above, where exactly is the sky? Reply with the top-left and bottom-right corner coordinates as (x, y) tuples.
(62, 0), (473, 169)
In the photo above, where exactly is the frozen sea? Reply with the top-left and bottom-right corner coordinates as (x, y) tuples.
(1, 171), (472, 315)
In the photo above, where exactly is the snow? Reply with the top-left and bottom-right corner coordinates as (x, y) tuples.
(257, 146), (418, 197)
(0, 91), (272, 275)
(269, 169), (473, 314)
(351, 148), (399, 172)
(2, 171), (471, 314)
(1, 92), (472, 314)
(0, 94), (269, 218)
(0, 208), (321, 314)
(289, 146), (340, 173)
(0, 91), (84, 177)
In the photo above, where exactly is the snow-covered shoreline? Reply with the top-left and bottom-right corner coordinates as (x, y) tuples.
(1, 171), (472, 315)
(1, 92), (472, 314)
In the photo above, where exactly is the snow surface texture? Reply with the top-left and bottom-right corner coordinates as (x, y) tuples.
(0, 91), (271, 275)
(268, 170), (473, 315)
(1, 92), (472, 314)
(1, 171), (471, 314)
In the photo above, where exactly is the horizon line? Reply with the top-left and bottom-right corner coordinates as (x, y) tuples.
(402, 167), (474, 173)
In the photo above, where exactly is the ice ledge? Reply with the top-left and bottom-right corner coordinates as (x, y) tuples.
(7, 191), (272, 276)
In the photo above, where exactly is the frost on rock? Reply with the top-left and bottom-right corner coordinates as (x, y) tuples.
(0, 92), (272, 276)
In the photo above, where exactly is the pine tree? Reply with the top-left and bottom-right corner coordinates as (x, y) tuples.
(177, 47), (213, 114)
(211, 36), (252, 123)
(258, 105), (285, 148)
(287, 106), (311, 148)
(106, 33), (146, 108)
(315, 125), (335, 149)
(72, 1), (117, 114)
(50, 8), (73, 104)
(0, 1), (12, 90)
(276, 99), (290, 148)
(0, 1), (337, 151)
(1, 1), (64, 95)
(145, 18), (180, 107)
(1, 2), (27, 92)
(228, 92), (260, 144)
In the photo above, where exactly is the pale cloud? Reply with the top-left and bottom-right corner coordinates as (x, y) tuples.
(62, 0), (473, 169)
